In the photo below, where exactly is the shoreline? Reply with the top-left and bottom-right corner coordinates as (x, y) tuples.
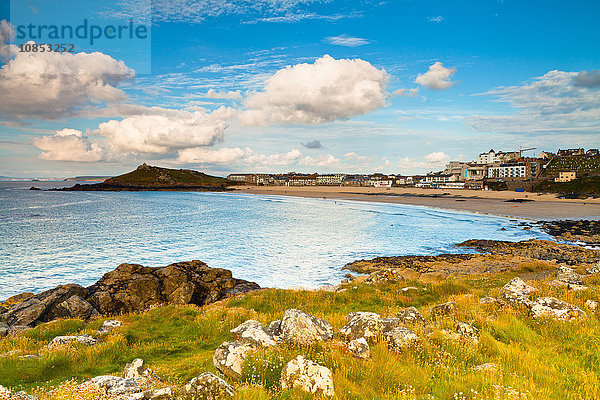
(234, 186), (600, 220)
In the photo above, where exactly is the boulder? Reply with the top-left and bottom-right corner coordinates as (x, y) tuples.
(47, 295), (99, 321)
(87, 375), (141, 396)
(498, 277), (536, 307)
(339, 312), (400, 343)
(213, 341), (254, 380)
(146, 387), (173, 400)
(430, 302), (457, 319)
(0, 284), (92, 327)
(265, 320), (281, 336)
(280, 356), (334, 397)
(555, 266), (583, 285)
(52, 335), (98, 346)
(347, 337), (370, 359)
(585, 300), (598, 311)
(87, 261), (260, 315)
(230, 320), (276, 347)
(182, 372), (235, 399)
(0, 385), (10, 395)
(0, 322), (8, 338)
(530, 297), (587, 321)
(123, 359), (147, 380)
(98, 319), (123, 334)
(384, 327), (419, 350)
(397, 307), (425, 325)
(455, 321), (479, 341)
(7, 325), (31, 335)
(364, 269), (402, 285)
(585, 263), (600, 275)
(276, 309), (333, 345)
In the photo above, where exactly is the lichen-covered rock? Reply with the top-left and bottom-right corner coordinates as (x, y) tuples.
(230, 320), (275, 347)
(278, 309), (333, 345)
(498, 277), (536, 308)
(585, 263), (600, 275)
(430, 302), (457, 319)
(364, 269), (402, 285)
(339, 312), (400, 343)
(530, 297), (586, 321)
(474, 363), (499, 373)
(555, 266), (584, 285)
(347, 337), (370, 359)
(0, 385), (10, 395)
(48, 295), (99, 321)
(213, 341), (254, 380)
(98, 319), (123, 334)
(384, 327), (419, 350)
(182, 372), (235, 399)
(87, 375), (140, 396)
(280, 356), (334, 397)
(123, 358), (147, 380)
(51, 335), (98, 346)
(479, 296), (504, 307)
(455, 321), (479, 341)
(585, 300), (598, 311)
(147, 387), (173, 400)
(265, 320), (282, 337)
(0, 322), (8, 338)
(397, 307), (425, 325)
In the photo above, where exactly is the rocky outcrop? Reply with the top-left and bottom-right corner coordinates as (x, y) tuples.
(182, 372), (234, 399)
(0, 284), (96, 328)
(585, 300), (598, 311)
(530, 297), (587, 321)
(213, 341), (254, 380)
(98, 320), (123, 334)
(430, 302), (457, 319)
(455, 321), (479, 342)
(88, 375), (141, 396)
(123, 359), (148, 380)
(554, 266), (584, 285)
(86, 261), (259, 315)
(273, 309), (333, 345)
(585, 263), (600, 275)
(537, 219), (600, 245)
(339, 312), (400, 343)
(280, 356), (334, 397)
(0, 261), (259, 335)
(86, 358), (162, 398)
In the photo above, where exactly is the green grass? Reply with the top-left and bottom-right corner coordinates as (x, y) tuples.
(1, 265), (599, 399)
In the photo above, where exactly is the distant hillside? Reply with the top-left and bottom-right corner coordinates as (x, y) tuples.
(56, 164), (239, 191)
(63, 176), (111, 182)
(532, 175), (600, 196)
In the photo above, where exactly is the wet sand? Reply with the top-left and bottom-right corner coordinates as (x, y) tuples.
(235, 186), (600, 220)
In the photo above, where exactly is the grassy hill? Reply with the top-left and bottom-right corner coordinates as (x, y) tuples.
(532, 175), (600, 196)
(103, 164), (236, 188)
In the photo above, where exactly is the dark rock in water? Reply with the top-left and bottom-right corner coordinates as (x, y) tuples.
(538, 219), (600, 245)
(29, 186), (41, 191)
(86, 260), (260, 315)
(0, 261), (259, 333)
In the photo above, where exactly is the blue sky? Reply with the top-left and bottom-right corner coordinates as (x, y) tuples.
(0, 0), (599, 178)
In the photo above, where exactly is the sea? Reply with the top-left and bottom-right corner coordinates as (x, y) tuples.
(0, 181), (554, 299)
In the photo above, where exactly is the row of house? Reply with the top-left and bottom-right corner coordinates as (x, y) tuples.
(227, 148), (599, 189)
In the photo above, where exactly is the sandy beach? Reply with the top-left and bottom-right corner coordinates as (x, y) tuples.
(235, 186), (600, 220)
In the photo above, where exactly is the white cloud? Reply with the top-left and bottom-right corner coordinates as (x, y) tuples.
(468, 70), (600, 134)
(33, 129), (104, 162)
(393, 88), (420, 97)
(427, 16), (444, 23)
(424, 151), (450, 163)
(344, 152), (368, 161)
(177, 146), (246, 164)
(244, 148), (303, 166)
(415, 62), (456, 90)
(0, 39), (134, 122)
(325, 34), (370, 47)
(97, 106), (234, 155)
(397, 151), (450, 173)
(205, 88), (243, 99)
(240, 54), (389, 125)
(0, 19), (16, 61)
(299, 154), (340, 167)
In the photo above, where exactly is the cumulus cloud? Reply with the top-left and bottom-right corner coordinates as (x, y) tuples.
(468, 70), (600, 134)
(415, 62), (456, 90)
(0, 40), (134, 122)
(299, 154), (340, 167)
(97, 106), (234, 155)
(424, 151), (450, 163)
(301, 140), (323, 149)
(177, 146), (246, 164)
(325, 34), (370, 47)
(0, 19), (16, 61)
(204, 88), (243, 99)
(240, 54), (389, 125)
(32, 128), (104, 162)
(393, 88), (420, 97)
(397, 151), (450, 173)
(244, 148), (303, 166)
(572, 70), (600, 88)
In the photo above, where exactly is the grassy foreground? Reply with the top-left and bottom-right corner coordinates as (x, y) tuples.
(1, 262), (599, 400)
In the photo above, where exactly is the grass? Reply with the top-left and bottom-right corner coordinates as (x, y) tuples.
(1, 264), (599, 399)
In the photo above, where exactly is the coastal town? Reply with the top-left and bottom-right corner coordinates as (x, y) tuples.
(227, 147), (600, 191)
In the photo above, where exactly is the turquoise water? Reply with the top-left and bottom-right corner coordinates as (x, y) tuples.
(0, 181), (552, 299)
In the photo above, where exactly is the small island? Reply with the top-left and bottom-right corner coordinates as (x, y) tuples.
(54, 164), (239, 192)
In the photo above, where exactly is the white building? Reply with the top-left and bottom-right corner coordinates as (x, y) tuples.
(487, 164), (527, 179)
(477, 150), (500, 164)
(316, 174), (346, 186)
